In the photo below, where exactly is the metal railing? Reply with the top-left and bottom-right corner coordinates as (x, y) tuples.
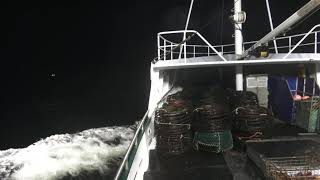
(114, 111), (149, 180)
(114, 84), (179, 180)
(283, 24), (320, 59)
(157, 25), (320, 61)
(157, 30), (227, 61)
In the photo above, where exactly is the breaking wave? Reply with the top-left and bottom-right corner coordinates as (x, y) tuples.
(0, 125), (136, 180)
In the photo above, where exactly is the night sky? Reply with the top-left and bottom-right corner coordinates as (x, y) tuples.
(1, 0), (319, 149)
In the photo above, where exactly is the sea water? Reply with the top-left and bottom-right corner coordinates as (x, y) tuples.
(0, 125), (136, 180)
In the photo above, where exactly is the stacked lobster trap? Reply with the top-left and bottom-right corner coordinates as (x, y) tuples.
(154, 86), (234, 155)
(192, 87), (233, 153)
(155, 92), (193, 155)
(230, 90), (273, 142)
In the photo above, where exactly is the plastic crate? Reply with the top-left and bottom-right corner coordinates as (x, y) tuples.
(296, 96), (320, 132)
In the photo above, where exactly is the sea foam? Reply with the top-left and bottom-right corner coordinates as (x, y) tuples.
(0, 125), (136, 180)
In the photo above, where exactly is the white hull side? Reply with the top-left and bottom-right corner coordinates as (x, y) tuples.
(127, 118), (155, 180)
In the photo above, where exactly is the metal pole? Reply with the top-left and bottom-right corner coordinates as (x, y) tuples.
(171, 42), (173, 59)
(234, 0), (243, 59)
(193, 46), (196, 57)
(241, 0), (320, 59)
(179, 0), (195, 60)
(289, 36), (292, 51)
(317, 64), (320, 87)
(157, 35), (161, 60)
(235, 0), (243, 91)
(164, 41), (166, 60)
(315, 32), (318, 53)
(265, 0), (278, 54)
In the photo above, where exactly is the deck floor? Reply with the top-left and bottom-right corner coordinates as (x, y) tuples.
(144, 123), (320, 180)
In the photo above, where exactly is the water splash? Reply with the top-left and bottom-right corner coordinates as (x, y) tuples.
(0, 125), (136, 180)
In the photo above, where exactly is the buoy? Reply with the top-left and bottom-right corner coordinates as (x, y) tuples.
(293, 94), (302, 101)
(301, 96), (310, 100)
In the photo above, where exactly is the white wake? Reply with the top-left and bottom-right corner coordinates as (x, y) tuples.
(0, 125), (136, 180)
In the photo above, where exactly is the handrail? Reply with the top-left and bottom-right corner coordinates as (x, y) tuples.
(199, 30), (320, 50)
(158, 30), (320, 48)
(114, 110), (149, 180)
(153, 33), (197, 63)
(157, 30), (227, 61)
(283, 24), (320, 59)
(157, 28), (320, 61)
(158, 30), (197, 35)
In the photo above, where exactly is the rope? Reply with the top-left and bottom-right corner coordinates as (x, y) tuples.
(155, 119), (191, 128)
(238, 131), (263, 140)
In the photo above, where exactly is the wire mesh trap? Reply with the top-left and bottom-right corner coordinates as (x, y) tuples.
(193, 104), (232, 132)
(234, 105), (273, 132)
(229, 90), (273, 133)
(155, 94), (193, 155)
(265, 156), (320, 180)
(192, 87), (233, 153)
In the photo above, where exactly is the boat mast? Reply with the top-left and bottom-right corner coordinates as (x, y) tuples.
(234, 0), (245, 90)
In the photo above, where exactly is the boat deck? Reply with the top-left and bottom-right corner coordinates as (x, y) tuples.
(144, 150), (234, 180)
(144, 123), (320, 180)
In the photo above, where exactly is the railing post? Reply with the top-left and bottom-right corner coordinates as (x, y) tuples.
(289, 36), (292, 51)
(125, 161), (129, 170)
(184, 43), (187, 61)
(157, 35), (161, 60)
(221, 46), (224, 55)
(207, 46), (210, 56)
(193, 46), (196, 57)
(315, 32), (318, 54)
(170, 43), (173, 60)
(134, 138), (138, 146)
(164, 40), (166, 61)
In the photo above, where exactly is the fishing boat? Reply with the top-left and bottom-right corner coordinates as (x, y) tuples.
(115, 0), (320, 179)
